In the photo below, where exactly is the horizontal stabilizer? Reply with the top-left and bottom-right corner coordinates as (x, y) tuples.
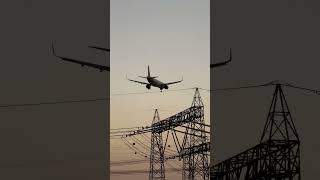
(138, 76), (148, 79)
(138, 76), (158, 79)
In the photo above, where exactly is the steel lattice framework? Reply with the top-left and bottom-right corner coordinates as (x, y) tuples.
(125, 88), (210, 179)
(180, 142), (210, 157)
(149, 109), (166, 180)
(181, 88), (210, 180)
(211, 84), (300, 180)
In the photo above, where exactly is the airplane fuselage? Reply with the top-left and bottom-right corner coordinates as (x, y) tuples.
(127, 66), (181, 91)
(147, 77), (168, 90)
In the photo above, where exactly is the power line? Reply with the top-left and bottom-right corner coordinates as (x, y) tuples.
(131, 136), (151, 152)
(111, 159), (149, 166)
(0, 81), (318, 109)
(200, 81), (320, 95)
(111, 168), (181, 175)
(199, 81), (272, 92)
(282, 83), (319, 95)
(111, 87), (197, 96)
(121, 137), (149, 158)
(0, 87), (194, 109)
(110, 127), (142, 131)
(0, 98), (109, 108)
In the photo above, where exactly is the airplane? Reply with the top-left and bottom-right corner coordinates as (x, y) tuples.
(126, 66), (183, 91)
(211, 48), (232, 68)
(52, 43), (110, 72)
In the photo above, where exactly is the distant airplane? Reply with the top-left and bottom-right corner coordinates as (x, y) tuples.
(211, 48), (232, 68)
(52, 43), (110, 72)
(127, 66), (183, 91)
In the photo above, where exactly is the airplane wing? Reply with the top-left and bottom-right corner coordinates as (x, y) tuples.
(52, 43), (109, 72)
(210, 60), (230, 68)
(165, 77), (183, 85)
(88, 46), (110, 52)
(211, 48), (232, 68)
(128, 79), (149, 85)
(127, 76), (149, 85)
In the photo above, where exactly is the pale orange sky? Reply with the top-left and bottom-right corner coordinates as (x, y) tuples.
(110, 0), (210, 179)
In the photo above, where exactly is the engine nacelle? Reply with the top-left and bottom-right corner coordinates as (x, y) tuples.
(164, 85), (168, 89)
(146, 84), (151, 89)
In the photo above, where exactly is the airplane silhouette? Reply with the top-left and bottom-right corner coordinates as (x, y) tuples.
(127, 66), (183, 91)
(52, 43), (110, 72)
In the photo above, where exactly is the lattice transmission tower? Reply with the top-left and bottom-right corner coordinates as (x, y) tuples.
(149, 109), (166, 180)
(211, 84), (300, 180)
(182, 88), (210, 180)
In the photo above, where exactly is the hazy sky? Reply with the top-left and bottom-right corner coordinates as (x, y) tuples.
(110, 0), (209, 179)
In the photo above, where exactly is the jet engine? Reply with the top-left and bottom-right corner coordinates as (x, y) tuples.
(146, 84), (151, 89)
(164, 85), (168, 89)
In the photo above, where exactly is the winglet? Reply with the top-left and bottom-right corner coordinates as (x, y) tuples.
(210, 48), (233, 68)
(52, 42), (57, 57)
(223, 48), (232, 63)
(228, 48), (232, 62)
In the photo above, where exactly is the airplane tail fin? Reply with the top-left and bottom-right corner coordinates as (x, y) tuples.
(138, 66), (158, 79)
(146, 66), (158, 78)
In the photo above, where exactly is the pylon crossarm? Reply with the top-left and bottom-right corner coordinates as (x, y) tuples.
(179, 142), (210, 157)
(180, 125), (210, 134)
(211, 140), (299, 179)
(173, 129), (205, 138)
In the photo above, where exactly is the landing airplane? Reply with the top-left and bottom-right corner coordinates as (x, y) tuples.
(211, 48), (232, 68)
(52, 43), (110, 72)
(127, 66), (183, 91)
